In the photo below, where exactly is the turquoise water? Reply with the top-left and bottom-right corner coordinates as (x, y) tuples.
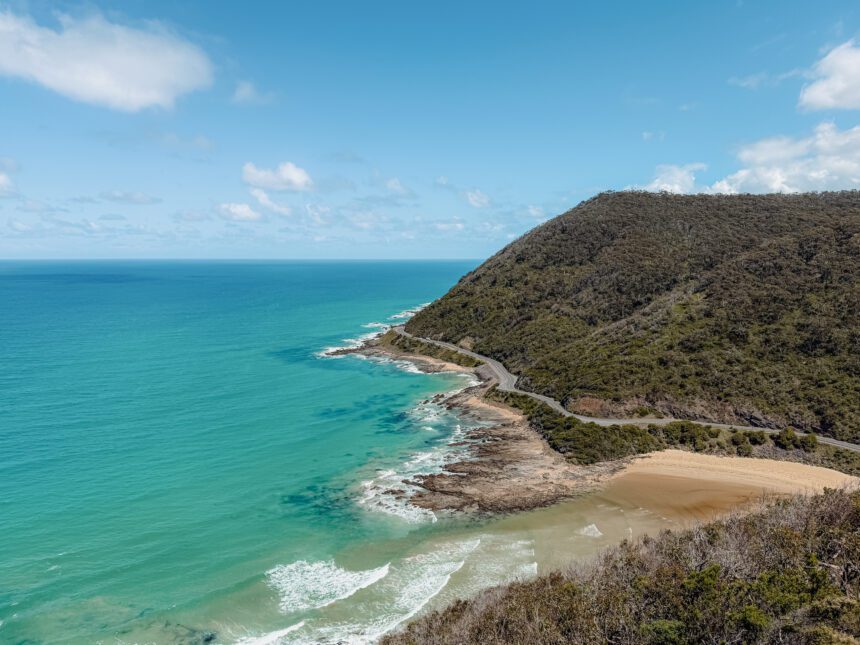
(1, 261), (494, 643)
(1, 261), (691, 644)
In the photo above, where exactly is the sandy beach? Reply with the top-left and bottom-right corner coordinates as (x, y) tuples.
(347, 337), (859, 517)
(616, 449), (856, 494)
(601, 449), (857, 523)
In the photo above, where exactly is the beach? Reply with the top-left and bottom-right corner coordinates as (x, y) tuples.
(349, 331), (859, 520)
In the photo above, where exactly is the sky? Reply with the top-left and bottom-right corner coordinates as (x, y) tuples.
(1, 0), (860, 259)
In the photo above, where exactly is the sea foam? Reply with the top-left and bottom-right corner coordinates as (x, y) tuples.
(357, 417), (476, 524)
(266, 560), (390, 613)
(233, 620), (306, 645)
(577, 523), (604, 538)
(317, 302), (429, 358)
(387, 303), (431, 320)
(301, 538), (482, 644)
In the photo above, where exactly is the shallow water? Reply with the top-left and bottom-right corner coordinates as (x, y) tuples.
(0, 261), (756, 644)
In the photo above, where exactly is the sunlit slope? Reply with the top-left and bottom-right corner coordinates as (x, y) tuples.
(407, 191), (860, 442)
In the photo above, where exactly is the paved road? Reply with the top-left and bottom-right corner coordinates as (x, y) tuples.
(393, 325), (860, 454)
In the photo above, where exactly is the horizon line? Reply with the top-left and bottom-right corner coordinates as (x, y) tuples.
(0, 257), (486, 262)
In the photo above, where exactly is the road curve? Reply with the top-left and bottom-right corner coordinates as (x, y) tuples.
(393, 325), (860, 454)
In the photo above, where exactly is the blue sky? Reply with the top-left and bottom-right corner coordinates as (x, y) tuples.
(1, 0), (860, 259)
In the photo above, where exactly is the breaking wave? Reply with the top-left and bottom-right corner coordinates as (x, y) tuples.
(316, 303), (431, 357)
(266, 560), (390, 613)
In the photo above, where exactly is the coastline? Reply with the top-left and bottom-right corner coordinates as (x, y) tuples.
(232, 303), (858, 645)
(339, 332), (858, 518)
(346, 339), (617, 513)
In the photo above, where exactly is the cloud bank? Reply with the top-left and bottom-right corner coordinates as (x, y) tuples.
(800, 41), (860, 110)
(713, 122), (860, 193)
(0, 10), (213, 111)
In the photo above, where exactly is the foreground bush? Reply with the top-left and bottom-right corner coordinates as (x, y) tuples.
(383, 488), (860, 644)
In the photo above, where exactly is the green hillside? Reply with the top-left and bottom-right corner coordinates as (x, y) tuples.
(407, 191), (860, 443)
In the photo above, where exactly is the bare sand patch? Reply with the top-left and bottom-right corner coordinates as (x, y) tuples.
(601, 449), (858, 524)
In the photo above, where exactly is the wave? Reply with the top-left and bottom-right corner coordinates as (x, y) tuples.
(233, 620), (306, 645)
(266, 560), (390, 613)
(300, 538), (482, 644)
(317, 328), (387, 358)
(577, 523), (604, 538)
(357, 416), (477, 524)
(317, 302), (429, 358)
(428, 535), (538, 607)
(387, 303), (431, 321)
(355, 368), (483, 524)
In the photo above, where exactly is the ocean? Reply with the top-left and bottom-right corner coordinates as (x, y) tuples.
(0, 261), (678, 644)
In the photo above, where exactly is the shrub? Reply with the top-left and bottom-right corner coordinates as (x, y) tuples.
(774, 428), (800, 450)
(736, 442), (753, 457)
(385, 490), (860, 645)
(745, 430), (769, 445)
(799, 433), (819, 452)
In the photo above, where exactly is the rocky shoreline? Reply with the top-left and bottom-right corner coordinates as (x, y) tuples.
(342, 338), (617, 514)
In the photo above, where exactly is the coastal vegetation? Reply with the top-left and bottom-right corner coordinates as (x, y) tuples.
(390, 192), (860, 643)
(383, 488), (860, 644)
(488, 387), (860, 476)
(406, 191), (860, 443)
(377, 329), (483, 367)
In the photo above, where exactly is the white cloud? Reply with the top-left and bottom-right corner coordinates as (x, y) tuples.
(465, 189), (490, 208)
(642, 131), (666, 142)
(100, 190), (161, 205)
(218, 202), (262, 222)
(232, 80), (272, 105)
(242, 162), (313, 191)
(304, 203), (331, 226)
(711, 122), (860, 193)
(250, 188), (291, 215)
(799, 41), (860, 110)
(434, 175), (459, 193)
(386, 178), (409, 195)
(642, 163), (707, 193)
(0, 171), (14, 196)
(0, 10), (213, 111)
(527, 205), (544, 218)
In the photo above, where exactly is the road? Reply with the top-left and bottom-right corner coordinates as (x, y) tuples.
(393, 325), (860, 454)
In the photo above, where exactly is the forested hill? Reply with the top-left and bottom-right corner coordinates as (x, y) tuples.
(406, 191), (860, 443)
